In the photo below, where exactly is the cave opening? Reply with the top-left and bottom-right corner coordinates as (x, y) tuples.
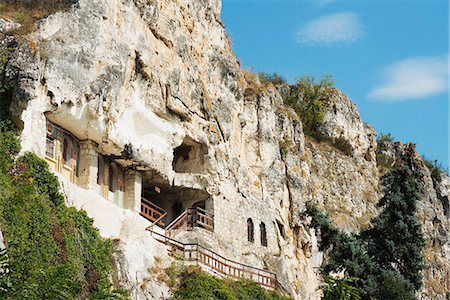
(141, 171), (212, 226)
(172, 137), (208, 174)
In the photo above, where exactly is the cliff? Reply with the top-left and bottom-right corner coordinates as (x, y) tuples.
(0, 0), (448, 299)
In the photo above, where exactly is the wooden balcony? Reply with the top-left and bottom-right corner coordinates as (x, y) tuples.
(165, 207), (214, 237)
(140, 197), (167, 227)
(140, 198), (214, 236)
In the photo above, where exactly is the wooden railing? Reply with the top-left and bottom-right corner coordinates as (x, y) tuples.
(193, 207), (214, 231)
(140, 197), (167, 227)
(165, 207), (214, 237)
(147, 229), (279, 290)
(165, 209), (189, 237)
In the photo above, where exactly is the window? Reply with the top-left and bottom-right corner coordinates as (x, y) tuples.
(62, 137), (72, 165)
(108, 162), (114, 192)
(118, 173), (124, 192)
(247, 218), (254, 243)
(44, 120), (80, 184)
(45, 136), (55, 158)
(260, 222), (267, 247)
(97, 156), (104, 185)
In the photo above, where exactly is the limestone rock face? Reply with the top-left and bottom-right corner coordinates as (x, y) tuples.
(0, 19), (21, 33)
(318, 89), (377, 160)
(1, 0), (449, 299)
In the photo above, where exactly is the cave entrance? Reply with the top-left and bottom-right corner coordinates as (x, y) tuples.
(172, 137), (208, 174)
(140, 172), (212, 228)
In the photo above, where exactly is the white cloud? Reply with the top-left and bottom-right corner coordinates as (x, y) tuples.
(296, 12), (364, 45)
(367, 56), (448, 101)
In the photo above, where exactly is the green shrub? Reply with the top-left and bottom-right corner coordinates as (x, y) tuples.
(0, 48), (14, 94)
(229, 279), (292, 300)
(166, 262), (178, 288)
(283, 74), (334, 137)
(173, 268), (235, 300)
(0, 125), (127, 299)
(0, 121), (20, 173)
(172, 267), (291, 300)
(17, 153), (65, 205)
(377, 132), (394, 143)
(320, 275), (362, 300)
(0, 249), (11, 295)
(372, 270), (415, 300)
(423, 156), (449, 178)
(257, 72), (287, 86)
(0, 48), (15, 121)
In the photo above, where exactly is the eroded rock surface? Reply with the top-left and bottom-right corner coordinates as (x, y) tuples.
(1, 0), (449, 299)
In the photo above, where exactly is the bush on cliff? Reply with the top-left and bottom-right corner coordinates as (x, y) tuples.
(283, 74), (334, 137)
(257, 72), (287, 86)
(0, 121), (127, 299)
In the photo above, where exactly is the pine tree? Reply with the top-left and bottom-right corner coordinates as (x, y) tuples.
(363, 144), (425, 291)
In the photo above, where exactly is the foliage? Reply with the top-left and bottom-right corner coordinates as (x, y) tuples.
(0, 123), (127, 299)
(0, 47), (14, 122)
(172, 267), (292, 300)
(320, 275), (362, 300)
(363, 148), (425, 290)
(308, 207), (374, 282)
(283, 74), (334, 137)
(173, 268), (235, 300)
(0, 249), (12, 295)
(372, 270), (415, 300)
(257, 72), (287, 86)
(423, 156), (449, 178)
(0, 122), (20, 173)
(377, 132), (394, 143)
(165, 262), (178, 288)
(0, 47), (14, 93)
(309, 144), (425, 299)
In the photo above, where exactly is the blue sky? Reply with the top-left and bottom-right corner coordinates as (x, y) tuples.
(221, 0), (449, 170)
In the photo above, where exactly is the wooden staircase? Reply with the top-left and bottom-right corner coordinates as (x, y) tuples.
(147, 228), (279, 290)
(141, 198), (283, 291)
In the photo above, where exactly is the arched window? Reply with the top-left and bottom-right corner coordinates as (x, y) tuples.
(247, 218), (254, 243)
(260, 222), (267, 247)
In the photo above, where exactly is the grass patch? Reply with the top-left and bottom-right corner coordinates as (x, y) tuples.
(0, 1), (77, 35)
(257, 72), (287, 86)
